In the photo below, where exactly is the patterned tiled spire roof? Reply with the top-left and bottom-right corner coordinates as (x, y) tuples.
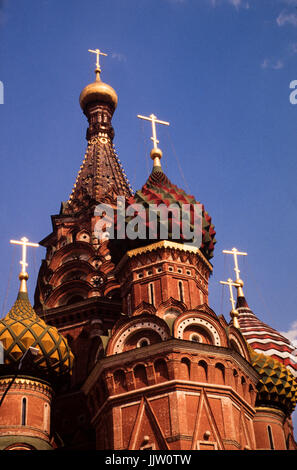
(65, 137), (132, 212)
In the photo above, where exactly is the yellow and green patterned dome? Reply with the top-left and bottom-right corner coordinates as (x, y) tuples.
(0, 274), (73, 377)
(249, 346), (297, 415)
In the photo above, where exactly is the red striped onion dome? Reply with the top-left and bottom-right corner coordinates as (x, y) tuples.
(237, 295), (297, 378)
(114, 165), (216, 260)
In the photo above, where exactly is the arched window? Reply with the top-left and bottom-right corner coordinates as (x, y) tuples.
(197, 360), (208, 382)
(215, 363), (225, 385)
(181, 357), (191, 380)
(154, 359), (169, 383)
(114, 369), (127, 393)
(241, 376), (247, 397)
(134, 364), (148, 388)
(190, 333), (202, 343)
(233, 369), (239, 389)
(21, 397), (27, 426)
(137, 338), (150, 348)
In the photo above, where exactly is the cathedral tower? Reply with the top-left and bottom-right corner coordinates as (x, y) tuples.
(81, 113), (259, 450)
(21, 51), (297, 450)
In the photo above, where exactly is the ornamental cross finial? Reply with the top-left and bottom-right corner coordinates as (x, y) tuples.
(220, 278), (240, 310)
(222, 247), (247, 282)
(220, 278), (241, 328)
(10, 237), (39, 275)
(137, 113), (170, 150)
(88, 48), (108, 72)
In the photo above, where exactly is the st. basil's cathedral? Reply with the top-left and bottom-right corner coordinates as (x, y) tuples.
(0, 50), (296, 451)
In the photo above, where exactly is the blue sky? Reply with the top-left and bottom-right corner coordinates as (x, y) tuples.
(0, 0), (297, 421)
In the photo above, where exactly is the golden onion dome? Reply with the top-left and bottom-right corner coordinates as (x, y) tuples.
(249, 346), (297, 415)
(79, 69), (118, 113)
(0, 274), (73, 377)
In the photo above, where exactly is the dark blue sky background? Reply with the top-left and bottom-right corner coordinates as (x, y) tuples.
(0, 0), (297, 424)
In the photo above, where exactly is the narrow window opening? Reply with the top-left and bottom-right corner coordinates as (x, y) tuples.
(127, 293), (132, 316)
(148, 283), (154, 306)
(44, 403), (49, 432)
(21, 398), (27, 426)
(178, 281), (184, 302)
(268, 425), (274, 450)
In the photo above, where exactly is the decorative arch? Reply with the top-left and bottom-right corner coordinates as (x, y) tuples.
(61, 270), (87, 284)
(173, 312), (225, 347)
(106, 315), (170, 356)
(228, 326), (250, 361)
(156, 297), (186, 320)
(46, 280), (92, 308)
(124, 328), (162, 352)
(132, 301), (156, 317)
(48, 241), (95, 271)
(50, 259), (95, 286)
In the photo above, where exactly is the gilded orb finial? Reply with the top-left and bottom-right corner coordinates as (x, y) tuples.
(80, 49), (118, 113)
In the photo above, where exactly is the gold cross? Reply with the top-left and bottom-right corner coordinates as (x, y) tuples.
(220, 278), (240, 311)
(88, 48), (108, 72)
(137, 113), (170, 149)
(10, 237), (39, 275)
(220, 278), (241, 328)
(222, 247), (247, 282)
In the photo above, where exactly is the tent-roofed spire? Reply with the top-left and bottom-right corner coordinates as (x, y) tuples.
(63, 49), (132, 214)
